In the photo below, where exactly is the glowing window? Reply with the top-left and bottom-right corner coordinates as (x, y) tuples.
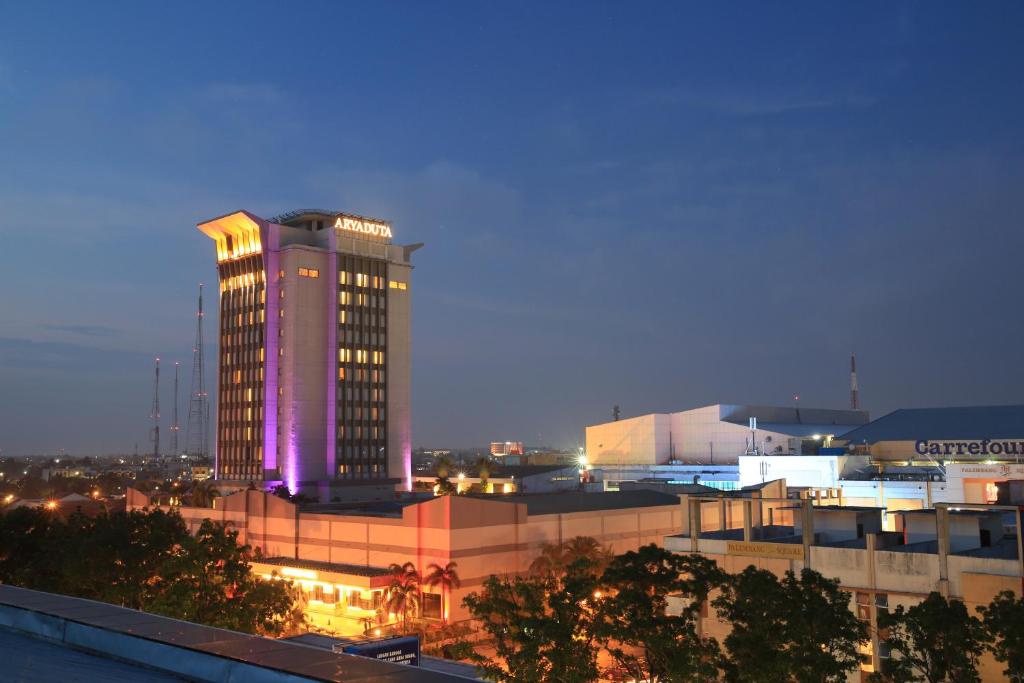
(340, 292), (350, 305)
(339, 271), (351, 285)
(356, 273), (368, 287)
(298, 267), (309, 277)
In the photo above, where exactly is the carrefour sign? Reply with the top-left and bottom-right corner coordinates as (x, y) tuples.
(915, 439), (1024, 458)
(334, 215), (392, 240)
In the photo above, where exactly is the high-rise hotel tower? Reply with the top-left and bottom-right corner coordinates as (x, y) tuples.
(198, 209), (421, 496)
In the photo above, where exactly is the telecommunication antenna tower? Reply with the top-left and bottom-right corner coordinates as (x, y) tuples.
(185, 284), (210, 459)
(850, 353), (860, 410)
(170, 361), (180, 455)
(150, 357), (161, 458)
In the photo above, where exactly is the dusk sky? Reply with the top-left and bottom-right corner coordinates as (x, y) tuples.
(2, 2), (1023, 455)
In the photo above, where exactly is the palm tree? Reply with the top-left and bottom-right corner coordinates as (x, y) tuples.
(188, 479), (220, 508)
(476, 457), (491, 492)
(386, 562), (421, 631)
(563, 535), (614, 573)
(529, 536), (613, 577)
(529, 541), (567, 577)
(388, 561), (420, 587)
(436, 456), (451, 480)
(424, 561), (461, 624)
(433, 456), (457, 496)
(385, 581), (419, 631)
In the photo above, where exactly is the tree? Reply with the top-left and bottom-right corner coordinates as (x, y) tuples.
(528, 541), (567, 577)
(424, 561), (461, 624)
(563, 536), (614, 575)
(0, 507), (300, 636)
(979, 590), (1024, 682)
(270, 484), (315, 505)
(433, 457), (458, 496)
(386, 577), (421, 632)
(593, 545), (725, 682)
(476, 457), (491, 492)
(188, 479), (220, 508)
(872, 591), (984, 683)
(386, 561), (422, 630)
(529, 536), (612, 578)
(434, 477), (458, 496)
(713, 567), (867, 683)
(463, 561), (600, 682)
(147, 519), (303, 636)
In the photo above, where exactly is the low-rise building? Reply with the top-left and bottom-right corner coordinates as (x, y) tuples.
(412, 464), (581, 495)
(666, 489), (1023, 681)
(127, 487), (683, 634)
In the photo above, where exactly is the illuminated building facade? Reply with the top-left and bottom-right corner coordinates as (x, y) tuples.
(198, 209), (421, 494)
(128, 486), (683, 632)
(490, 441), (524, 457)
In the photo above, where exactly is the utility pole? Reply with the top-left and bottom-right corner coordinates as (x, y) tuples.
(186, 284), (210, 460)
(150, 357), (161, 459)
(170, 361), (180, 455)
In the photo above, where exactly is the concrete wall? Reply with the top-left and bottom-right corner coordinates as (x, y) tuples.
(739, 455), (871, 488)
(586, 414), (670, 466)
(673, 405), (777, 463)
(279, 247), (330, 487)
(794, 509), (881, 544)
(387, 258), (413, 490)
(588, 404), (866, 467)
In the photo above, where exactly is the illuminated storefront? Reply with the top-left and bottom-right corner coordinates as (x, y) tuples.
(252, 557), (432, 636)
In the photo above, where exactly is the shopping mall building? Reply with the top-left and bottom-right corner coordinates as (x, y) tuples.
(585, 403), (869, 467)
(127, 487), (683, 635)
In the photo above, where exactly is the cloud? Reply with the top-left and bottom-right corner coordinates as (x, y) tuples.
(305, 160), (524, 248)
(649, 86), (875, 116)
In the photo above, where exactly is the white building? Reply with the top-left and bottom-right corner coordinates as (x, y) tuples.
(586, 404), (868, 466)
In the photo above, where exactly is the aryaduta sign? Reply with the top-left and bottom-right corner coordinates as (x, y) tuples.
(334, 215), (393, 240)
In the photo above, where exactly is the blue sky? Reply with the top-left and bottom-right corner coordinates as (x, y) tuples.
(1, 2), (1023, 455)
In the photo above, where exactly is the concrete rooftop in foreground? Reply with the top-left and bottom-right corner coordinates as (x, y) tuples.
(0, 585), (470, 682)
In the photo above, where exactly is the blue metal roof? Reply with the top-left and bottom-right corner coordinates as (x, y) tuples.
(836, 405), (1024, 444)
